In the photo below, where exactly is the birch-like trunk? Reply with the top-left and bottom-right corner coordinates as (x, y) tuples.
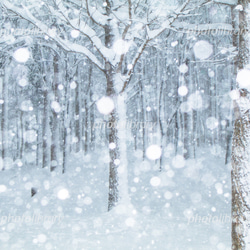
(106, 70), (130, 211)
(232, 1), (250, 248)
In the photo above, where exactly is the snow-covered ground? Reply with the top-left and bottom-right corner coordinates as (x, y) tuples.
(0, 146), (231, 250)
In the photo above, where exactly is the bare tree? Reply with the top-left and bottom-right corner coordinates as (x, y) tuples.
(1, 0), (191, 210)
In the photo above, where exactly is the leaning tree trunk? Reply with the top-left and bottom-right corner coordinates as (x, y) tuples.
(232, 0), (250, 249)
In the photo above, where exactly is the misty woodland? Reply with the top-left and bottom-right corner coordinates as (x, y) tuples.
(0, 0), (250, 249)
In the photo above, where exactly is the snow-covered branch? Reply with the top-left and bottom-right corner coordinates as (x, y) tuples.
(120, 0), (192, 93)
(85, 0), (107, 28)
(1, 0), (105, 71)
(55, 0), (115, 62)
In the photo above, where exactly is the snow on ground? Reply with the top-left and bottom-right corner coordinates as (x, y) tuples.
(0, 146), (231, 249)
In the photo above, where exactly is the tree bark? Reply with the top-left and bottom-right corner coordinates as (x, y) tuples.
(232, 1), (250, 249)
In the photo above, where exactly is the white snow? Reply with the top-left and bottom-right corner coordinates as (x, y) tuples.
(13, 48), (30, 63)
(57, 188), (69, 200)
(146, 145), (162, 160)
(83, 197), (92, 205)
(179, 64), (188, 74)
(71, 29), (80, 38)
(109, 143), (116, 150)
(96, 96), (114, 115)
(208, 69), (215, 78)
(236, 69), (250, 91)
(150, 176), (161, 187)
(180, 102), (192, 113)
(235, 5), (243, 11)
(113, 40), (130, 55)
(18, 78), (28, 87)
(0, 185), (7, 193)
(206, 117), (219, 130)
(172, 155), (185, 168)
(37, 234), (47, 243)
(20, 100), (33, 112)
(188, 91), (203, 110)
(127, 64), (133, 70)
(125, 217), (136, 227)
(51, 101), (61, 113)
(48, 27), (57, 38)
(0, 148), (231, 249)
(114, 159), (120, 166)
(193, 40), (213, 60)
(178, 86), (188, 96)
(164, 191), (173, 200)
(24, 130), (37, 143)
(171, 41), (178, 47)
(58, 84), (64, 90)
(70, 81), (77, 89)
(229, 90), (240, 100)
(214, 0), (237, 5)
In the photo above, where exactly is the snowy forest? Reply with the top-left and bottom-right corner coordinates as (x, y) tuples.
(0, 0), (250, 249)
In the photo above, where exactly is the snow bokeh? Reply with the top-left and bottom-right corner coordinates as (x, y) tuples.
(206, 117), (219, 130)
(236, 69), (250, 91)
(13, 48), (30, 63)
(179, 63), (188, 74)
(71, 30), (80, 38)
(96, 96), (115, 115)
(178, 86), (188, 96)
(113, 40), (130, 55)
(57, 188), (69, 200)
(146, 145), (162, 160)
(193, 40), (213, 60)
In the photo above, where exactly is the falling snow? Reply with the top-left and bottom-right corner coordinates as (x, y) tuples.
(193, 40), (213, 60)
(57, 188), (69, 200)
(113, 40), (130, 55)
(206, 117), (219, 130)
(13, 48), (30, 63)
(146, 145), (162, 160)
(96, 96), (115, 115)
(236, 69), (250, 91)
(178, 86), (188, 96)
(0, 1), (236, 249)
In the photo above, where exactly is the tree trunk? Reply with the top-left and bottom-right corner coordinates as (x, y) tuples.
(51, 53), (60, 171)
(106, 71), (120, 211)
(1, 67), (8, 167)
(232, 1), (250, 248)
(232, 109), (250, 249)
(42, 90), (50, 169)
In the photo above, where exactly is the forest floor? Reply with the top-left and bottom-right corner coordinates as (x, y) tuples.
(0, 145), (231, 250)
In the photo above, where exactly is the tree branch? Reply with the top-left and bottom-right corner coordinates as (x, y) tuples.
(1, 0), (105, 71)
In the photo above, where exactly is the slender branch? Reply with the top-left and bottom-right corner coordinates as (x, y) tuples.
(120, 39), (149, 93)
(85, 0), (106, 28)
(120, 0), (192, 93)
(55, 0), (112, 61)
